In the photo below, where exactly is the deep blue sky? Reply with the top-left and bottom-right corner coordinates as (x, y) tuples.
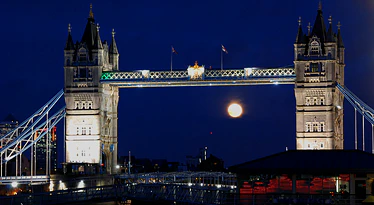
(0, 0), (374, 167)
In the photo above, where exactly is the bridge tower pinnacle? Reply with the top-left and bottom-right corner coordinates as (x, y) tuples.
(63, 4), (120, 174)
(294, 2), (345, 150)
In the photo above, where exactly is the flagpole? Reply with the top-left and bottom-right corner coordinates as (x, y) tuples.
(221, 49), (223, 71)
(171, 47), (173, 72)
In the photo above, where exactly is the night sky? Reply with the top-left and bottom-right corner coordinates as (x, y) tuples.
(1, 0), (374, 167)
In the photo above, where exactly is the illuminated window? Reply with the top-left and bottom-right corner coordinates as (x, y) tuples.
(311, 63), (319, 72)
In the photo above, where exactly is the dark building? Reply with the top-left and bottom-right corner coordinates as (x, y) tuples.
(198, 154), (225, 172)
(0, 114), (18, 137)
(33, 126), (58, 174)
(186, 147), (208, 171)
(229, 150), (374, 203)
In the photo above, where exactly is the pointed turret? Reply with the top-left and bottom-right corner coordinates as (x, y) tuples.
(64, 24), (75, 50)
(337, 22), (344, 48)
(311, 1), (327, 41)
(326, 16), (335, 42)
(295, 17), (304, 44)
(109, 29), (119, 54)
(109, 28), (119, 70)
(93, 23), (103, 49)
(81, 4), (97, 50)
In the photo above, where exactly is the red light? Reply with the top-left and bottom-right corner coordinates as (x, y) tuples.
(210, 132), (213, 135)
(101, 163), (104, 166)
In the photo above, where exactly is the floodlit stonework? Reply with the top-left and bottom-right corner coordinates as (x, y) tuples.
(294, 8), (345, 150)
(64, 5), (119, 174)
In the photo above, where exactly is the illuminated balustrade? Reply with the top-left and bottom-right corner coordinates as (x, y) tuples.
(101, 67), (295, 82)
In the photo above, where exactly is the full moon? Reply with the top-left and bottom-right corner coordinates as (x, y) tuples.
(227, 103), (243, 118)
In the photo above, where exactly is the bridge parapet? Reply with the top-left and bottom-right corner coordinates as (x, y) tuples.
(101, 67), (295, 82)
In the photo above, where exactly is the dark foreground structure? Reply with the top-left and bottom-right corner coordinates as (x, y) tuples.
(229, 150), (374, 204)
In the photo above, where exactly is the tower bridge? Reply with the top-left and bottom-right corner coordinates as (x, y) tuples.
(0, 3), (373, 189)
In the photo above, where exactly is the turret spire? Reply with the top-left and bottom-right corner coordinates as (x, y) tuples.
(110, 28), (119, 54)
(89, 3), (94, 19)
(318, 0), (322, 11)
(295, 17), (304, 44)
(327, 16), (335, 42)
(64, 23), (75, 50)
(337, 21), (344, 48)
(93, 23), (103, 49)
(307, 22), (311, 35)
(311, 0), (327, 41)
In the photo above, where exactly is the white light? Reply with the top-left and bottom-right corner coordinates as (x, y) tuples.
(274, 81), (279, 85)
(200, 183), (203, 186)
(216, 184), (222, 188)
(231, 185), (235, 189)
(77, 180), (85, 189)
(116, 165), (120, 169)
(188, 183), (192, 186)
(49, 181), (54, 191)
(11, 182), (18, 188)
(227, 103), (243, 118)
(59, 181), (66, 190)
(337, 105), (342, 109)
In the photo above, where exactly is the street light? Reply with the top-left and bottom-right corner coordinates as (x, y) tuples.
(11, 181), (18, 188)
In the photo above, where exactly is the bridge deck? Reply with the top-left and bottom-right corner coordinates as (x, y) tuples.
(100, 68), (296, 88)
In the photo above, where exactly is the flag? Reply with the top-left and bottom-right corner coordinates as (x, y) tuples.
(221, 44), (228, 54)
(172, 46), (178, 55)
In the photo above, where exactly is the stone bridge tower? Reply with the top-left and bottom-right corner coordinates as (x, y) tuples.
(63, 5), (119, 174)
(294, 3), (345, 150)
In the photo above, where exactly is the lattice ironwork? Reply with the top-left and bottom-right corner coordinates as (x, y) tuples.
(101, 72), (143, 80)
(249, 68), (295, 77)
(149, 71), (188, 79)
(205, 69), (245, 78)
(101, 68), (295, 82)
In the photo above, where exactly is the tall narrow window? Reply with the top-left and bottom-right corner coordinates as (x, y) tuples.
(305, 97), (311, 106)
(88, 127), (92, 135)
(311, 63), (319, 72)
(76, 127), (79, 135)
(313, 97), (318, 105)
(82, 127), (86, 135)
(320, 97), (325, 105)
(321, 122), (325, 132)
(313, 122), (319, 132)
(309, 39), (321, 55)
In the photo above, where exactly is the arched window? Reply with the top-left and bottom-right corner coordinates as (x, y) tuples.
(79, 48), (87, 61)
(309, 36), (322, 56)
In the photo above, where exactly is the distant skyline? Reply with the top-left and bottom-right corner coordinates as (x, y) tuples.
(1, 0), (374, 167)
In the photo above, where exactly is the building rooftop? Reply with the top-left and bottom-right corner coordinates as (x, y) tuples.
(229, 150), (374, 175)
